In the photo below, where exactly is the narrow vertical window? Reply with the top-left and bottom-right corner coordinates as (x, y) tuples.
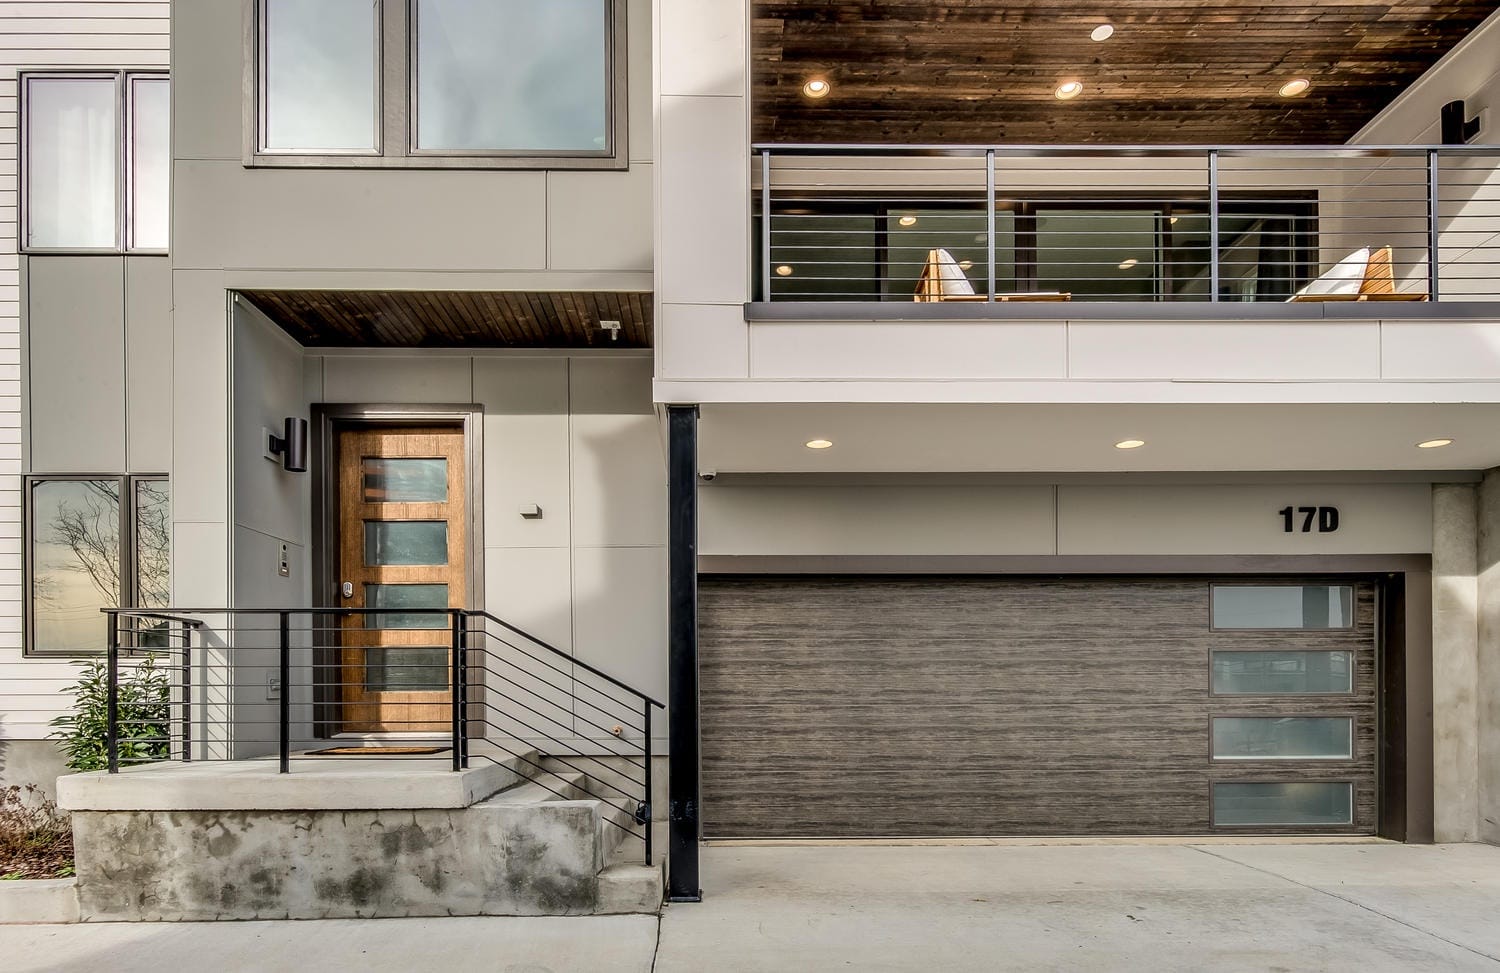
(24, 77), (118, 249)
(261, 0), (380, 152)
(129, 76), (171, 251)
(413, 0), (610, 153)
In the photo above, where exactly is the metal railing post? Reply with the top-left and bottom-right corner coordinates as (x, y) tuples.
(451, 611), (463, 773)
(459, 614), (470, 770)
(106, 616), (120, 773)
(985, 149), (996, 302)
(1428, 148), (1442, 302)
(643, 701), (653, 866)
(181, 621), (193, 763)
(1208, 149), (1221, 302)
(760, 149), (773, 302)
(278, 611), (290, 774)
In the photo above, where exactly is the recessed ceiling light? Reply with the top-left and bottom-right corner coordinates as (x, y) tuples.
(1169, 216), (1180, 224)
(805, 439), (834, 450)
(1279, 78), (1311, 98)
(775, 264), (794, 277)
(1417, 438), (1454, 448)
(1118, 257), (1139, 270)
(1090, 24), (1115, 42)
(1055, 81), (1084, 101)
(898, 215), (918, 227)
(1114, 439), (1146, 449)
(802, 78), (831, 99)
(958, 259), (974, 270)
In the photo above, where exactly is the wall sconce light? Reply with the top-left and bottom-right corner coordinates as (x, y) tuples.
(1442, 100), (1481, 144)
(267, 417), (309, 473)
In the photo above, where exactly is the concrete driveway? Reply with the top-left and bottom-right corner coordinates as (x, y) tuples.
(5, 841), (1500, 971)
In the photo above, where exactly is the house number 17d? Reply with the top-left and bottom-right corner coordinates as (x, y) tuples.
(1279, 506), (1340, 533)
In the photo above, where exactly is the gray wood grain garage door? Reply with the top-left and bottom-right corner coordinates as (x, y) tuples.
(699, 576), (1378, 838)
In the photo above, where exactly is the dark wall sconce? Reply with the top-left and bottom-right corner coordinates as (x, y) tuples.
(1442, 100), (1482, 144)
(268, 417), (309, 473)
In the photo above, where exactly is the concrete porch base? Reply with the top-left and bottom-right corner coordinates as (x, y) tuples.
(55, 748), (663, 922)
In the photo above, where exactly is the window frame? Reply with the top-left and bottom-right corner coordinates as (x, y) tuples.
(23, 473), (169, 658)
(1208, 583), (1357, 632)
(246, 0), (629, 170)
(19, 70), (170, 256)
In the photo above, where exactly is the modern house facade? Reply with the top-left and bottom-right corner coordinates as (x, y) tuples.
(0, 0), (1498, 917)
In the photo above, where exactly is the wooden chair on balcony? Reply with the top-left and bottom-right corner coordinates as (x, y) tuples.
(913, 248), (1071, 303)
(1288, 246), (1429, 302)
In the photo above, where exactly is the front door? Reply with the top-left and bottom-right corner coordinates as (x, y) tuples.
(335, 425), (466, 733)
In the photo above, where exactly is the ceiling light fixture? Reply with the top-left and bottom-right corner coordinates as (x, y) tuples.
(1279, 78), (1311, 98)
(898, 215), (918, 227)
(775, 264), (794, 277)
(1118, 257), (1139, 270)
(805, 439), (834, 450)
(1114, 439), (1146, 450)
(802, 78), (831, 99)
(1416, 438), (1454, 449)
(958, 259), (974, 270)
(1090, 24), (1115, 42)
(1055, 81), (1084, 101)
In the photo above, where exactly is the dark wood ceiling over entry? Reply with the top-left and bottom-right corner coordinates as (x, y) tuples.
(240, 290), (652, 348)
(753, 1), (1500, 144)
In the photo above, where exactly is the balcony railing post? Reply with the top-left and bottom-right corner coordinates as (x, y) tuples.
(760, 149), (773, 302)
(451, 611), (463, 773)
(985, 149), (996, 303)
(278, 610), (290, 774)
(1208, 149), (1221, 302)
(1428, 148), (1442, 302)
(106, 615), (119, 774)
(643, 701), (653, 866)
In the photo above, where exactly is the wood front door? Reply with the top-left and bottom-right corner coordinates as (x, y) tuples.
(336, 425), (466, 733)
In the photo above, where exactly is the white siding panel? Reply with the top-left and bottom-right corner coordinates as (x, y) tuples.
(0, 0), (169, 740)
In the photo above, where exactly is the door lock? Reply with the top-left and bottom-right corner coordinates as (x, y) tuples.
(341, 581), (354, 599)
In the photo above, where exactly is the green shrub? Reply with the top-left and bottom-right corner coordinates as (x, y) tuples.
(49, 654), (170, 772)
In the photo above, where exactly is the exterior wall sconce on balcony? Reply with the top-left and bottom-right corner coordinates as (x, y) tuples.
(1442, 100), (1481, 144)
(267, 417), (309, 473)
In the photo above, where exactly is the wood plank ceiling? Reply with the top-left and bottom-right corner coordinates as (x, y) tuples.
(239, 290), (653, 349)
(753, 1), (1500, 144)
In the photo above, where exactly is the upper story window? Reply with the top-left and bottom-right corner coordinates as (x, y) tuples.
(21, 72), (170, 253)
(252, 0), (624, 169)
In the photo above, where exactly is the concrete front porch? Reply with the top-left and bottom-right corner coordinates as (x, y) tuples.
(54, 746), (662, 922)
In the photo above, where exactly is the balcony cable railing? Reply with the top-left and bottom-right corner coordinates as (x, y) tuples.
(753, 143), (1500, 305)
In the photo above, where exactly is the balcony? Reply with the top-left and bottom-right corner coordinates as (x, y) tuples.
(750, 143), (1500, 319)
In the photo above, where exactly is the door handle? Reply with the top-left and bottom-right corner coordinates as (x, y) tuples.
(341, 581), (354, 599)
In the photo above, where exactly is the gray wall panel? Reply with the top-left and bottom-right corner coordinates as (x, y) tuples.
(27, 257), (126, 472)
(125, 257), (173, 472)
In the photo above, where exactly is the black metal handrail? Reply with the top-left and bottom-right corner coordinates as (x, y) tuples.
(99, 606), (664, 865)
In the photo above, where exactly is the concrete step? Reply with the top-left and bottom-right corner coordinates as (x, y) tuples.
(595, 859), (664, 915)
(477, 770), (589, 806)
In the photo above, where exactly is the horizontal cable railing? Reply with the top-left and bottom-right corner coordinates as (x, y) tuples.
(752, 143), (1500, 305)
(73, 607), (664, 865)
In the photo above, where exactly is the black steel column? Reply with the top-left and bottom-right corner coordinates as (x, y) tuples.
(666, 405), (702, 902)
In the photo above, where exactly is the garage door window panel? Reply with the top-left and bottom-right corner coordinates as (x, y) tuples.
(1211, 716), (1354, 760)
(1211, 650), (1354, 695)
(1212, 782), (1354, 827)
(1211, 585), (1355, 630)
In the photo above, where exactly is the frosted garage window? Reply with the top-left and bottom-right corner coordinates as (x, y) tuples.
(1212, 585), (1353, 630)
(24, 77), (117, 249)
(1212, 651), (1353, 695)
(1211, 717), (1353, 760)
(414, 0), (610, 152)
(261, 0), (379, 151)
(1213, 782), (1353, 827)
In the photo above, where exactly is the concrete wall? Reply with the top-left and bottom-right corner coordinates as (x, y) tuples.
(1476, 472), (1500, 843)
(1433, 483), (1481, 842)
(0, 2), (170, 746)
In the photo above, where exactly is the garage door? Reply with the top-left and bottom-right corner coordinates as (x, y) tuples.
(700, 576), (1379, 838)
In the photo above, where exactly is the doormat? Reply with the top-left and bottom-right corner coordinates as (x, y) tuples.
(306, 746), (449, 756)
